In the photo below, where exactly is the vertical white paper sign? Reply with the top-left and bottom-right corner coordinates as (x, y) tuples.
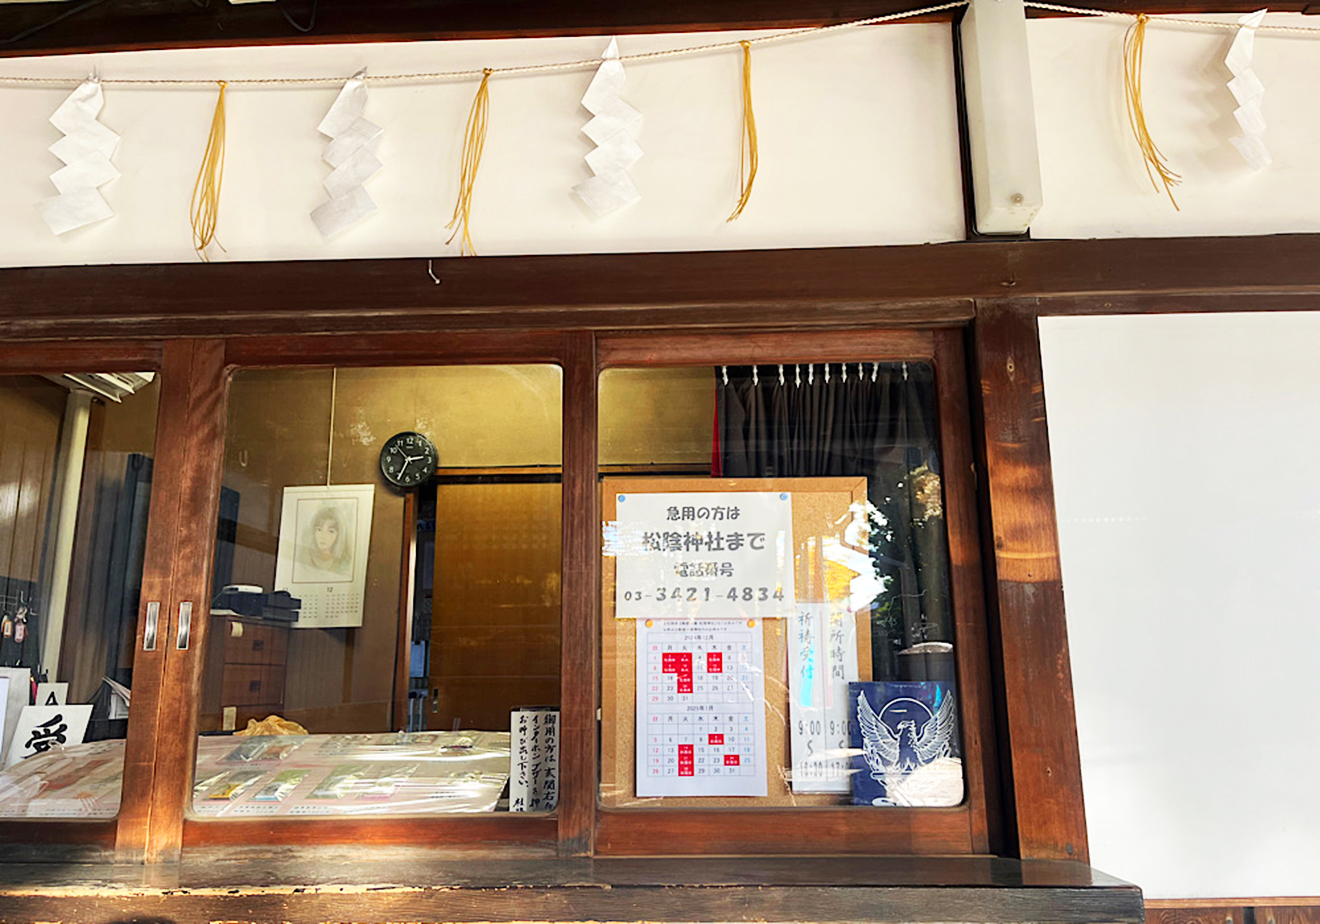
(788, 602), (859, 792)
(509, 707), (560, 812)
(613, 492), (795, 619)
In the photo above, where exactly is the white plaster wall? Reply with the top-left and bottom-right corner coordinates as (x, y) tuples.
(1028, 14), (1320, 238)
(1040, 312), (1320, 899)
(0, 26), (964, 268)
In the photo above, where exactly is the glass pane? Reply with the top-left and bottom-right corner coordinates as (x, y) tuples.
(194, 365), (562, 818)
(600, 362), (963, 808)
(0, 372), (161, 819)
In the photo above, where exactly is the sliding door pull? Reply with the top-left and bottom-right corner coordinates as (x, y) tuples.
(176, 601), (193, 650)
(143, 601), (160, 651)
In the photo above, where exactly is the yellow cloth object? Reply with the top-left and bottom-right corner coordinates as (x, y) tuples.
(235, 715), (308, 737)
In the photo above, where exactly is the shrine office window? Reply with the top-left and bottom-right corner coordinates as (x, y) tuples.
(190, 364), (563, 820)
(0, 372), (161, 820)
(593, 335), (996, 855)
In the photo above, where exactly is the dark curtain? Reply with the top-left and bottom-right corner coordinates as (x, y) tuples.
(62, 451), (152, 705)
(715, 362), (952, 681)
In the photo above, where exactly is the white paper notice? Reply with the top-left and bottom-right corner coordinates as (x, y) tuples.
(788, 602), (859, 793)
(613, 492), (795, 620)
(636, 618), (768, 797)
(509, 707), (559, 812)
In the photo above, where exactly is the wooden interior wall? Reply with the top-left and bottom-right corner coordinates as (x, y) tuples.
(0, 377), (64, 674)
(430, 482), (562, 730)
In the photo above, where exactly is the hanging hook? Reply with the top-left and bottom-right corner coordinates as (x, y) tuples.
(902, 361), (909, 381)
(808, 364), (814, 386)
(721, 365), (729, 386)
(871, 362), (878, 383)
(795, 364), (802, 388)
(824, 363), (831, 385)
(841, 363), (847, 383)
(777, 364), (784, 387)
(752, 365), (759, 387)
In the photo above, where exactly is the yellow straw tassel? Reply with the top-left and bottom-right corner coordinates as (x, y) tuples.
(1123, 15), (1180, 210)
(447, 68), (492, 256)
(190, 81), (228, 260)
(727, 41), (758, 222)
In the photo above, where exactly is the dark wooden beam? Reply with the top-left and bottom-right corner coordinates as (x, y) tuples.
(0, 0), (1311, 57)
(0, 855), (1144, 924)
(971, 299), (1087, 863)
(3, 235), (1320, 341)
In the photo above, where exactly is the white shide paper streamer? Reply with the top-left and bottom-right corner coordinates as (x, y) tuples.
(311, 70), (383, 237)
(572, 38), (643, 216)
(1226, 9), (1271, 170)
(37, 79), (119, 235)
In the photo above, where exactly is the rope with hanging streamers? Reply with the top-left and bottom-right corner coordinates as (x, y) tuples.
(727, 41), (758, 222)
(190, 81), (228, 260)
(1123, 15), (1180, 210)
(446, 68), (492, 256)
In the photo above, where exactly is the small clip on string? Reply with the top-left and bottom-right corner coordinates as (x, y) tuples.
(721, 365), (729, 386)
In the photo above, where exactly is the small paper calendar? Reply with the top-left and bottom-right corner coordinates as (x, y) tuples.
(636, 618), (768, 797)
(274, 484), (375, 629)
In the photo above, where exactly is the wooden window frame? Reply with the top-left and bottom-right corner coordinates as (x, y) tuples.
(4, 233), (1319, 863)
(591, 329), (998, 856)
(0, 341), (167, 855)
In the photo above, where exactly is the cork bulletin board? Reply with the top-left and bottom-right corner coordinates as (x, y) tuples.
(600, 476), (873, 808)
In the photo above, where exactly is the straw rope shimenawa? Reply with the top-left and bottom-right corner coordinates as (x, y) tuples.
(190, 80), (228, 260)
(446, 68), (492, 256)
(1123, 13), (1180, 209)
(727, 41), (759, 222)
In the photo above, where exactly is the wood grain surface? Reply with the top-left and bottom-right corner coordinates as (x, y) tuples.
(970, 300), (1086, 863)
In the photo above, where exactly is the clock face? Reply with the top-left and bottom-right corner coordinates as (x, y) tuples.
(379, 431), (438, 489)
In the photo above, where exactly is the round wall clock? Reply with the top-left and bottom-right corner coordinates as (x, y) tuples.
(379, 431), (438, 489)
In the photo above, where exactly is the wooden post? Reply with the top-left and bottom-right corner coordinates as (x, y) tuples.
(972, 299), (1088, 863)
(136, 339), (228, 864)
(558, 331), (598, 856)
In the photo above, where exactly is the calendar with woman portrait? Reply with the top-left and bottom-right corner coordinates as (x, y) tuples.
(274, 484), (375, 629)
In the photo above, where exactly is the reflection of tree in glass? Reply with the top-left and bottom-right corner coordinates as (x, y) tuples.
(301, 504), (353, 575)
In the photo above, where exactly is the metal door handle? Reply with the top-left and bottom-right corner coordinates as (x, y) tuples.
(176, 601), (193, 650)
(143, 601), (160, 651)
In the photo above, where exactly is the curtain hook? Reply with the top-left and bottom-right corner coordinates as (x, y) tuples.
(841, 363), (847, 383)
(902, 361), (908, 381)
(721, 365), (729, 386)
(871, 362), (878, 383)
(752, 365), (759, 387)
(808, 364), (814, 386)
(824, 363), (830, 385)
(777, 364), (784, 387)
(795, 364), (801, 388)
